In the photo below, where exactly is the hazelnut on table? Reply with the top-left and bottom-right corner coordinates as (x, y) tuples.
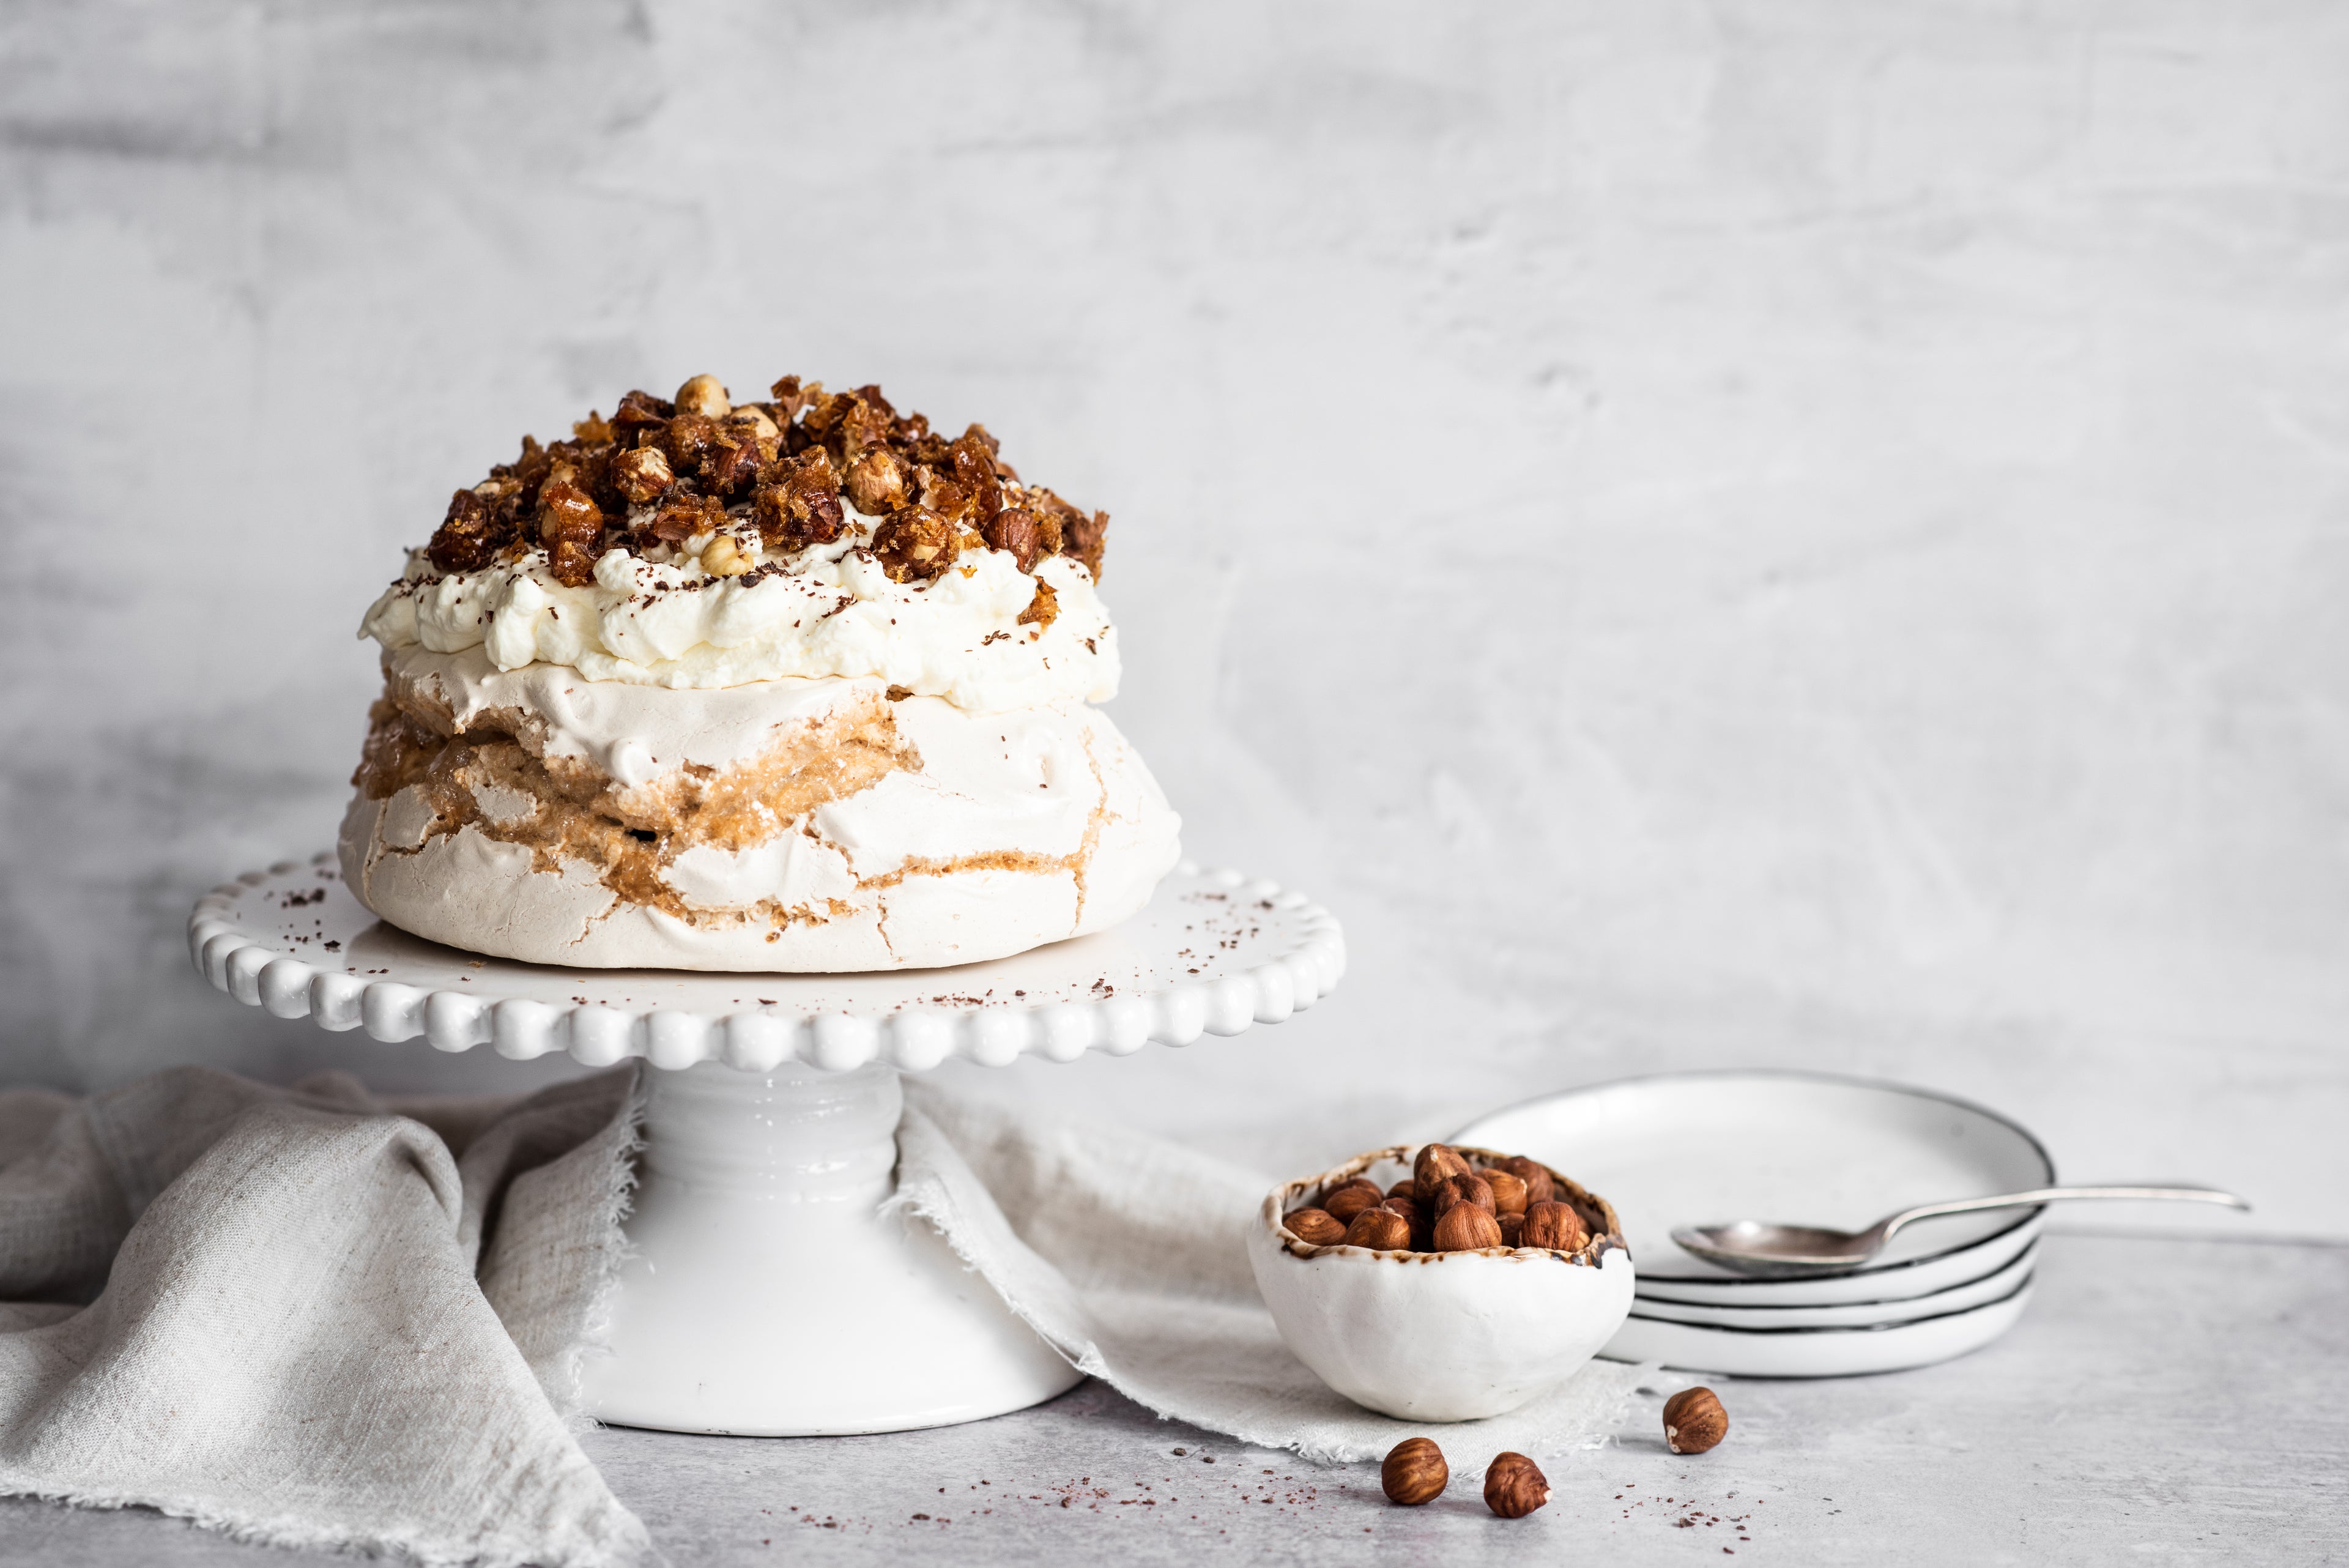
(1380, 1439), (1448, 1506)
(1663, 1387), (1729, 1454)
(1483, 1452), (1550, 1518)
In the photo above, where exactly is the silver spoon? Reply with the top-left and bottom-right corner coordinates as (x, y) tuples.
(1671, 1186), (2249, 1276)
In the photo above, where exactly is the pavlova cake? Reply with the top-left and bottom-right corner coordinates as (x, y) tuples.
(343, 373), (1181, 971)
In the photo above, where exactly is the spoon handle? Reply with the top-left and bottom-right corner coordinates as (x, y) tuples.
(1880, 1185), (2249, 1243)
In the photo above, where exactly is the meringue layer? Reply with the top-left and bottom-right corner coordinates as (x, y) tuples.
(338, 645), (1180, 971)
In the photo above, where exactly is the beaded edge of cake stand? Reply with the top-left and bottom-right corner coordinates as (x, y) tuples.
(190, 853), (1346, 1073)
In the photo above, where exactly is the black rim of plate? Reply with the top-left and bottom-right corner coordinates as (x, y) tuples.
(1627, 1241), (2038, 1325)
(1448, 1067), (2057, 1286)
(1622, 1269), (2035, 1336)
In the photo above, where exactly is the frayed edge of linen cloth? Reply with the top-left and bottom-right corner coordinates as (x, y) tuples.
(0, 1066), (655, 1568)
(892, 1081), (1663, 1480)
(0, 1478), (613, 1568)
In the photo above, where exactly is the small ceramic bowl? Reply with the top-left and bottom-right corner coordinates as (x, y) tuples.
(1246, 1143), (1636, 1421)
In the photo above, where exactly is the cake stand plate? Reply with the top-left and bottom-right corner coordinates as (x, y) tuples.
(189, 855), (1344, 1436)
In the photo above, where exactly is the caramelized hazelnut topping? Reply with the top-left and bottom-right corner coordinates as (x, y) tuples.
(700, 430), (766, 497)
(752, 449), (847, 549)
(612, 446), (675, 505)
(427, 489), (508, 573)
(872, 505), (959, 582)
(414, 373), (1109, 587)
(844, 446), (910, 514)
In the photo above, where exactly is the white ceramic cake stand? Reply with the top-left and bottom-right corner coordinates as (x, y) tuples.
(187, 853), (1343, 1436)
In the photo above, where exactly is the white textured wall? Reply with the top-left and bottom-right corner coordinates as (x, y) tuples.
(4, 2), (2343, 1233)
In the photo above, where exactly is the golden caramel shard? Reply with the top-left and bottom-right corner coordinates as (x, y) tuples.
(1016, 578), (1059, 630)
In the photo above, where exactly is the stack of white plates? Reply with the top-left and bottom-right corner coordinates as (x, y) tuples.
(1452, 1071), (2051, 1377)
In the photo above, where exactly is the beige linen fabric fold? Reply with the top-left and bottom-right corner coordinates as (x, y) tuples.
(0, 1066), (651, 1568)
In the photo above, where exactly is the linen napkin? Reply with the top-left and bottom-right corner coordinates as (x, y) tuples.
(0, 1066), (651, 1567)
(1, 1062), (1655, 1564)
(895, 1080), (1658, 1479)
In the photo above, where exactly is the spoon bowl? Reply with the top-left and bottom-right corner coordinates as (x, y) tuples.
(1673, 1185), (2247, 1277)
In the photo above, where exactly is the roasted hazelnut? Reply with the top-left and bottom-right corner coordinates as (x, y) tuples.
(545, 537), (598, 587)
(752, 451), (847, 549)
(1497, 1156), (1556, 1207)
(648, 491), (725, 544)
(701, 433), (765, 497)
(1519, 1200), (1587, 1252)
(611, 388), (673, 442)
(536, 480), (603, 549)
(700, 535), (750, 578)
(1380, 1438), (1447, 1506)
(1413, 1144), (1472, 1205)
(871, 505), (960, 582)
(612, 445), (675, 505)
(1283, 1208), (1346, 1246)
(1482, 1169), (1529, 1216)
(1321, 1181), (1384, 1225)
(1498, 1212), (1525, 1247)
(661, 413), (722, 473)
(1432, 1202), (1504, 1252)
(675, 373), (730, 419)
(844, 446), (910, 515)
(983, 507), (1044, 571)
(726, 404), (781, 443)
(1386, 1180), (1416, 1203)
(1371, 1192), (1430, 1250)
(1483, 1452), (1549, 1518)
(834, 393), (897, 460)
(1343, 1207), (1411, 1250)
(1027, 500), (1064, 558)
(1433, 1173), (1496, 1218)
(1663, 1388), (1728, 1455)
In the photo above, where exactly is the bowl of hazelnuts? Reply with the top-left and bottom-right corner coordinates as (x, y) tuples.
(1245, 1142), (1635, 1422)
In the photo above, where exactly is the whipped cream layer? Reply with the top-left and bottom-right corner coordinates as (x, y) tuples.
(362, 524), (1116, 714)
(377, 644), (886, 786)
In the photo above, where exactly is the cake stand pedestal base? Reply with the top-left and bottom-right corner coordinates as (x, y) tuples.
(579, 1061), (1079, 1436)
(193, 856), (1345, 1434)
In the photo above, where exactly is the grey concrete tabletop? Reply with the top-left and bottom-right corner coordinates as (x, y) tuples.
(5, 1232), (2341, 1566)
